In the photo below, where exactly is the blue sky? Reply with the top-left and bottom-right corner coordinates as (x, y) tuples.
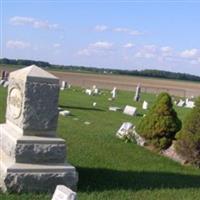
(1, 1), (200, 75)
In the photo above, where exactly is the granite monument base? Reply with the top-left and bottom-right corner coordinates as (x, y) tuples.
(0, 123), (78, 193)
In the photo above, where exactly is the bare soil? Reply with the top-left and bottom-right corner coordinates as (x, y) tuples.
(1, 66), (200, 97)
(52, 71), (200, 97)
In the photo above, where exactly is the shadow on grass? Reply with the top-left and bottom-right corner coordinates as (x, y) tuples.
(77, 167), (200, 191)
(59, 105), (105, 112)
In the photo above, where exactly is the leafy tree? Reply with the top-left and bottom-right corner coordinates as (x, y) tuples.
(136, 92), (181, 150)
(175, 97), (200, 167)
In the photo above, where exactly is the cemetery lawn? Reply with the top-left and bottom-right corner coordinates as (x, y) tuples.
(0, 86), (200, 200)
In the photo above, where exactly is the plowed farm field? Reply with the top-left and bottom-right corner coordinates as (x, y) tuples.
(52, 71), (200, 97)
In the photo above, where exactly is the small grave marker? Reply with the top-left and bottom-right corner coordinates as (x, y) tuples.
(123, 105), (137, 116)
(134, 83), (141, 102)
(142, 101), (148, 110)
(52, 185), (77, 200)
(116, 122), (133, 139)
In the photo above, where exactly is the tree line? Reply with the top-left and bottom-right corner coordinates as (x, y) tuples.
(1, 58), (200, 82)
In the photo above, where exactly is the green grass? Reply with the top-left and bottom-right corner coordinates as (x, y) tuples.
(0, 86), (200, 200)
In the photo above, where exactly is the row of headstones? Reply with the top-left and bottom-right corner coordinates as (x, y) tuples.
(110, 84), (141, 101)
(84, 84), (141, 101)
(109, 101), (148, 114)
(85, 85), (99, 95)
(0, 70), (9, 87)
(60, 81), (71, 90)
(176, 98), (195, 108)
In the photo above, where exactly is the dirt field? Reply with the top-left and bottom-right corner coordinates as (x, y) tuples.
(1, 66), (200, 97)
(51, 71), (200, 97)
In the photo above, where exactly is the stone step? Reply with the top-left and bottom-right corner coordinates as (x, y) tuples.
(0, 149), (13, 173)
(0, 124), (67, 164)
(0, 148), (76, 173)
(0, 149), (78, 193)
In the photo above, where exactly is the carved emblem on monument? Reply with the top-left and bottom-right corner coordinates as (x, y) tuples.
(8, 86), (22, 119)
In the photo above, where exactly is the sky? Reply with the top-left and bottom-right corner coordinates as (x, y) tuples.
(1, 0), (200, 75)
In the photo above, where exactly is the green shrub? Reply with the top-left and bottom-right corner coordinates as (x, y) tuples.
(175, 97), (200, 167)
(136, 92), (181, 150)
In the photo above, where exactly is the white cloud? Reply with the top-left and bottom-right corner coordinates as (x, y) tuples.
(77, 48), (91, 56)
(129, 30), (143, 36)
(160, 46), (173, 57)
(180, 48), (199, 58)
(6, 40), (31, 49)
(135, 52), (155, 58)
(143, 45), (157, 52)
(134, 45), (157, 59)
(94, 25), (108, 32)
(123, 43), (134, 48)
(90, 41), (113, 49)
(161, 46), (173, 53)
(77, 41), (114, 57)
(53, 43), (61, 48)
(190, 57), (200, 65)
(10, 16), (59, 30)
(112, 27), (143, 36)
(113, 27), (129, 32)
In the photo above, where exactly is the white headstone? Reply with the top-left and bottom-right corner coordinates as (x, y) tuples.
(109, 106), (121, 112)
(111, 87), (117, 99)
(0, 79), (5, 85)
(94, 88), (99, 94)
(3, 81), (9, 88)
(177, 99), (185, 107)
(132, 128), (146, 146)
(185, 100), (195, 108)
(85, 89), (92, 95)
(134, 83), (141, 102)
(58, 107), (63, 111)
(142, 101), (148, 110)
(93, 102), (97, 107)
(123, 105), (137, 116)
(116, 122), (133, 139)
(61, 81), (67, 90)
(52, 185), (77, 200)
(59, 110), (71, 116)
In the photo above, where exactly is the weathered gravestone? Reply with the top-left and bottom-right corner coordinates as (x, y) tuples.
(111, 87), (117, 99)
(142, 101), (148, 110)
(177, 99), (185, 107)
(59, 110), (71, 116)
(85, 88), (92, 95)
(123, 105), (137, 116)
(0, 79), (5, 85)
(134, 83), (141, 102)
(109, 106), (121, 112)
(185, 98), (195, 108)
(116, 122), (133, 139)
(3, 81), (9, 88)
(0, 65), (78, 193)
(61, 81), (67, 90)
(52, 185), (77, 200)
(1, 70), (6, 80)
(4, 71), (9, 81)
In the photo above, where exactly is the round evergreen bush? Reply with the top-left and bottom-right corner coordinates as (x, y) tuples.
(175, 97), (200, 167)
(136, 92), (181, 150)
